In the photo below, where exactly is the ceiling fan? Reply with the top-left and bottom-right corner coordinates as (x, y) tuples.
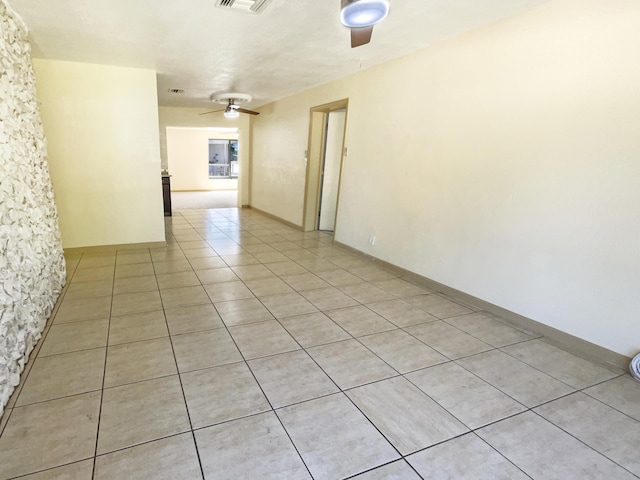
(341, 0), (390, 48)
(200, 93), (260, 118)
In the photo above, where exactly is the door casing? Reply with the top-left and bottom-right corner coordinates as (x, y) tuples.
(302, 99), (349, 232)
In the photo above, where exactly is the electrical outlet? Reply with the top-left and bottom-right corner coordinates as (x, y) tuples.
(369, 234), (376, 246)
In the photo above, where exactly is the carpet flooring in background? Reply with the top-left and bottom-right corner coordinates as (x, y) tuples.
(171, 190), (238, 210)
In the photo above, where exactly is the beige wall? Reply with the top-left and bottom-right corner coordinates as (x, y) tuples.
(252, 93), (339, 225)
(33, 59), (165, 248)
(166, 127), (238, 192)
(159, 107), (251, 206)
(249, 0), (640, 357)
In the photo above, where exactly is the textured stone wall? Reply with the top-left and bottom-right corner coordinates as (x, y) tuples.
(0, 0), (66, 414)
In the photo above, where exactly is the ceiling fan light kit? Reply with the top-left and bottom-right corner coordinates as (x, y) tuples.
(340, 0), (389, 28)
(340, 0), (389, 48)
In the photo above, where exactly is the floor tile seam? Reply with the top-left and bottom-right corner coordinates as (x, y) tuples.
(158, 305), (207, 480)
(275, 317), (355, 350)
(347, 335), (409, 377)
(3, 252), (95, 419)
(444, 310), (542, 338)
(168, 324), (227, 338)
(527, 409), (640, 478)
(579, 378), (640, 423)
(261, 337), (346, 402)
(395, 325), (458, 361)
(539, 386), (640, 429)
(396, 430), (490, 464)
(407, 304), (471, 322)
(382, 316), (442, 330)
(7, 282), (74, 408)
(454, 430), (535, 480)
(337, 382), (407, 465)
(64, 292), (115, 300)
(90, 261), (118, 479)
(266, 408), (320, 479)
(156, 280), (206, 291)
(254, 385), (352, 412)
(177, 358), (248, 376)
(435, 315), (511, 350)
(107, 329), (174, 348)
(108, 305), (167, 320)
(226, 338), (317, 477)
(204, 298), (287, 419)
(448, 355), (544, 410)
(53, 315), (115, 326)
(7, 456), (95, 480)
(341, 460), (423, 480)
(334, 418), (533, 479)
(94, 429), (198, 461)
(496, 344), (599, 391)
(300, 341), (407, 396)
(0, 407), (12, 438)
(455, 330), (542, 350)
(21, 344), (108, 364)
(114, 259), (154, 268)
(233, 282), (319, 331)
(102, 371), (178, 390)
(384, 358), (453, 377)
(339, 370), (518, 451)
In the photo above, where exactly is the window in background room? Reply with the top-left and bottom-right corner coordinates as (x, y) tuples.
(208, 139), (238, 179)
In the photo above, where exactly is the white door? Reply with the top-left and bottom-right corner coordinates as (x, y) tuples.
(318, 110), (346, 231)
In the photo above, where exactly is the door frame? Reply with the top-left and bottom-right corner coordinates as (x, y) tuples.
(302, 99), (349, 232)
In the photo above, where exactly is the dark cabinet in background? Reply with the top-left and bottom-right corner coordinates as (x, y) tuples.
(162, 175), (172, 216)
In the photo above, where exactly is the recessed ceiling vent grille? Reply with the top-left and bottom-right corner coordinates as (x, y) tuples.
(215, 0), (273, 14)
(168, 88), (184, 94)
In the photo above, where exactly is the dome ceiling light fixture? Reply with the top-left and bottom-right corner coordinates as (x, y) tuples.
(199, 93), (260, 118)
(340, 0), (390, 48)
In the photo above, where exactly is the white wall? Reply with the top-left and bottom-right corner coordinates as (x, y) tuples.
(166, 127), (238, 191)
(159, 107), (251, 206)
(249, 0), (640, 357)
(33, 59), (165, 248)
(0, 0), (65, 414)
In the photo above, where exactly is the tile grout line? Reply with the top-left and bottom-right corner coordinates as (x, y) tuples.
(6, 208), (637, 479)
(89, 250), (117, 480)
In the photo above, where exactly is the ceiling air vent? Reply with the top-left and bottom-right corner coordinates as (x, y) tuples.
(168, 88), (184, 94)
(214, 0), (273, 14)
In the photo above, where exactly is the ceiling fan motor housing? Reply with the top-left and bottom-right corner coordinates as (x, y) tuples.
(211, 93), (252, 104)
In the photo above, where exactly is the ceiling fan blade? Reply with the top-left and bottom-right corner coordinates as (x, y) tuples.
(235, 107), (260, 116)
(351, 25), (374, 48)
(199, 108), (224, 115)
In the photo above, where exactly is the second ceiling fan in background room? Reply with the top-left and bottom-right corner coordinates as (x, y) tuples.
(341, 0), (390, 48)
(200, 93), (260, 118)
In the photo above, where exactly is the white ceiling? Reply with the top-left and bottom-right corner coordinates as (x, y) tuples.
(11, 0), (549, 110)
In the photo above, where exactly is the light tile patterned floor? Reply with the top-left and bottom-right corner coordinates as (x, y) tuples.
(0, 207), (638, 479)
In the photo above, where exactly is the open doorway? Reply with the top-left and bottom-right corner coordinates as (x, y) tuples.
(303, 99), (348, 232)
(318, 110), (346, 231)
(166, 127), (240, 209)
